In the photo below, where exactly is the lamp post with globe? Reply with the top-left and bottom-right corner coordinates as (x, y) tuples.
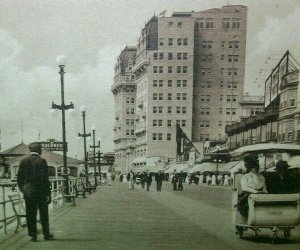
(51, 55), (74, 195)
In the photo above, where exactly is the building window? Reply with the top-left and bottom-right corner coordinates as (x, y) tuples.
(168, 93), (172, 100)
(183, 66), (187, 73)
(177, 80), (181, 87)
(229, 41), (239, 49)
(220, 81), (224, 88)
(220, 95), (223, 101)
(153, 93), (158, 100)
(158, 106), (163, 113)
(167, 120), (172, 127)
(131, 108), (134, 114)
(226, 108), (231, 115)
(182, 93), (187, 100)
(168, 66), (173, 73)
(158, 120), (163, 126)
(206, 95), (210, 102)
(177, 53), (182, 60)
(182, 80), (187, 87)
(153, 120), (157, 126)
(159, 66), (164, 73)
(153, 133), (157, 140)
(168, 107), (172, 113)
(183, 53), (187, 60)
(221, 55), (225, 60)
(153, 80), (158, 87)
(177, 66), (181, 73)
(153, 66), (158, 73)
(159, 38), (164, 46)
(219, 121), (222, 127)
(196, 19), (204, 29)
(219, 108), (223, 114)
(168, 53), (173, 60)
(153, 106), (157, 113)
(182, 120), (186, 127)
(159, 93), (163, 100)
(153, 53), (158, 60)
(159, 80), (163, 87)
(176, 107), (181, 114)
(183, 38), (188, 45)
(232, 18), (240, 29)
(177, 93), (181, 100)
(167, 133), (172, 141)
(206, 18), (214, 29)
(168, 80), (172, 87)
(178, 22), (182, 28)
(182, 107), (187, 114)
(158, 133), (162, 141)
(168, 38), (173, 46)
(177, 38), (182, 45)
(222, 18), (230, 29)
(221, 41), (225, 48)
(159, 53), (164, 60)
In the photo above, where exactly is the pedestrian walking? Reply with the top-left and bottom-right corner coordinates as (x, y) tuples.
(206, 174), (212, 186)
(172, 170), (178, 191)
(146, 171), (152, 191)
(140, 171), (146, 189)
(178, 171), (184, 191)
(155, 170), (164, 191)
(17, 142), (53, 242)
(106, 171), (112, 186)
(127, 170), (136, 190)
(211, 174), (216, 186)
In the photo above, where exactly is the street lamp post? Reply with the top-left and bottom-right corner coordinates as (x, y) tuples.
(96, 150), (102, 184)
(52, 55), (74, 195)
(78, 106), (91, 176)
(215, 146), (221, 173)
(90, 127), (100, 186)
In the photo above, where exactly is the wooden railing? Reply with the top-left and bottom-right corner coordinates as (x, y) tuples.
(0, 177), (82, 234)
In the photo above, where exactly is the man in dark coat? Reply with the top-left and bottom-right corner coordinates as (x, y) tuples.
(17, 143), (53, 242)
(269, 160), (297, 194)
(178, 171), (184, 191)
(140, 171), (146, 189)
(146, 171), (152, 191)
(155, 170), (164, 191)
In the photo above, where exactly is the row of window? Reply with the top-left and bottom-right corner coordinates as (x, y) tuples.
(153, 119), (186, 127)
(153, 133), (172, 141)
(197, 40), (239, 49)
(126, 108), (135, 114)
(199, 81), (238, 89)
(220, 68), (238, 76)
(199, 95), (238, 102)
(153, 106), (187, 114)
(126, 119), (135, 125)
(153, 79), (188, 88)
(153, 65), (188, 74)
(153, 93), (187, 101)
(159, 38), (188, 46)
(126, 130), (135, 136)
(153, 52), (188, 61)
(126, 98), (135, 104)
(199, 119), (235, 128)
(195, 18), (241, 30)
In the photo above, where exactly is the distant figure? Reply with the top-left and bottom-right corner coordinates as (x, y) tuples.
(106, 172), (112, 186)
(127, 170), (136, 190)
(146, 171), (152, 191)
(155, 170), (164, 191)
(224, 174), (229, 186)
(178, 171), (184, 191)
(140, 171), (146, 189)
(269, 160), (297, 194)
(17, 143), (53, 242)
(211, 174), (216, 186)
(206, 174), (212, 186)
(172, 170), (178, 191)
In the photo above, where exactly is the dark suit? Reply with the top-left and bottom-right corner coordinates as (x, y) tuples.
(155, 172), (164, 191)
(17, 153), (51, 238)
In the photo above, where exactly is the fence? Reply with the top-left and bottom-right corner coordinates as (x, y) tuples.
(0, 177), (81, 234)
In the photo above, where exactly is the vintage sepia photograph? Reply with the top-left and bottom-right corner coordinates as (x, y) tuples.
(0, 0), (300, 249)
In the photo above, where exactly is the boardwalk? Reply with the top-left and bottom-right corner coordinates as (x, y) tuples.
(0, 182), (300, 250)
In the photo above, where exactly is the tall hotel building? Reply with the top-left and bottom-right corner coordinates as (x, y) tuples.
(112, 5), (247, 173)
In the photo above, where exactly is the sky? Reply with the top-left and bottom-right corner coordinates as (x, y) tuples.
(0, 0), (299, 159)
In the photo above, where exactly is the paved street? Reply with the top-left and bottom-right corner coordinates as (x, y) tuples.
(0, 181), (300, 250)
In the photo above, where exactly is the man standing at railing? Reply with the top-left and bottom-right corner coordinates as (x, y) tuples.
(17, 142), (54, 242)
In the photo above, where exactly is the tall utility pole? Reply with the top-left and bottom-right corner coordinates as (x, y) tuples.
(78, 109), (91, 176)
(90, 128), (100, 186)
(52, 56), (74, 195)
(96, 150), (102, 184)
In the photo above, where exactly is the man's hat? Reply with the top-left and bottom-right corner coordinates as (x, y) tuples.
(275, 160), (289, 171)
(28, 142), (42, 152)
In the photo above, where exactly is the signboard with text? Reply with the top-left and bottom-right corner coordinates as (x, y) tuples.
(40, 141), (67, 151)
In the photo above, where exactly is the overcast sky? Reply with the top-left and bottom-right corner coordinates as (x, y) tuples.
(0, 0), (299, 159)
